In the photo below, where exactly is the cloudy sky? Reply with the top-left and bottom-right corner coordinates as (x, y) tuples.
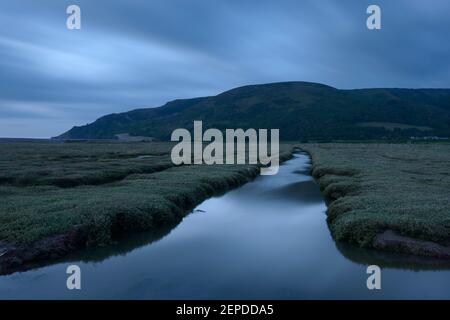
(1, 0), (449, 138)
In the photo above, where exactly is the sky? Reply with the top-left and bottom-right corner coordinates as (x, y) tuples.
(0, 0), (449, 138)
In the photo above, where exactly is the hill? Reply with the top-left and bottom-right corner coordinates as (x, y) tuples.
(57, 82), (450, 141)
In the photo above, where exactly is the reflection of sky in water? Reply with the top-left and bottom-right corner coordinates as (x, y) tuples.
(2, 154), (450, 299)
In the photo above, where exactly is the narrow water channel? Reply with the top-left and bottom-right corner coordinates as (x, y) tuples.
(1, 153), (450, 299)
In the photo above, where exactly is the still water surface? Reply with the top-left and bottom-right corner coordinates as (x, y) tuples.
(1, 153), (450, 299)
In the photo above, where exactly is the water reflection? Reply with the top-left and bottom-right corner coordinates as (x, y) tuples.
(264, 180), (325, 204)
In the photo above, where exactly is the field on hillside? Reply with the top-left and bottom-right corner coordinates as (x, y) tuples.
(301, 143), (450, 251)
(0, 140), (292, 247)
(60, 82), (450, 142)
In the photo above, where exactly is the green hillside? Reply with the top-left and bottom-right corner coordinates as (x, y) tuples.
(57, 82), (450, 141)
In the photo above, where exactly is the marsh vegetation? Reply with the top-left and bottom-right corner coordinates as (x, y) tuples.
(301, 143), (450, 255)
(2, 140), (450, 273)
(0, 140), (292, 272)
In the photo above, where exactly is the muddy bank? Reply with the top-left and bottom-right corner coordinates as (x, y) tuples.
(335, 239), (450, 271)
(373, 230), (450, 259)
(0, 227), (88, 274)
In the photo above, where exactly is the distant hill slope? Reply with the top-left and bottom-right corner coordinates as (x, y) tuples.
(57, 82), (450, 141)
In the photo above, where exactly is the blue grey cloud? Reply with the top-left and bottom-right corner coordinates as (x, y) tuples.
(0, 0), (449, 137)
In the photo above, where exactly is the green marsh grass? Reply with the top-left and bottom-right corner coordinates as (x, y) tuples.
(301, 143), (450, 247)
(0, 140), (292, 246)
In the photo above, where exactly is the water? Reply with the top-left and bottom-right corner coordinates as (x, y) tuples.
(2, 153), (450, 299)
